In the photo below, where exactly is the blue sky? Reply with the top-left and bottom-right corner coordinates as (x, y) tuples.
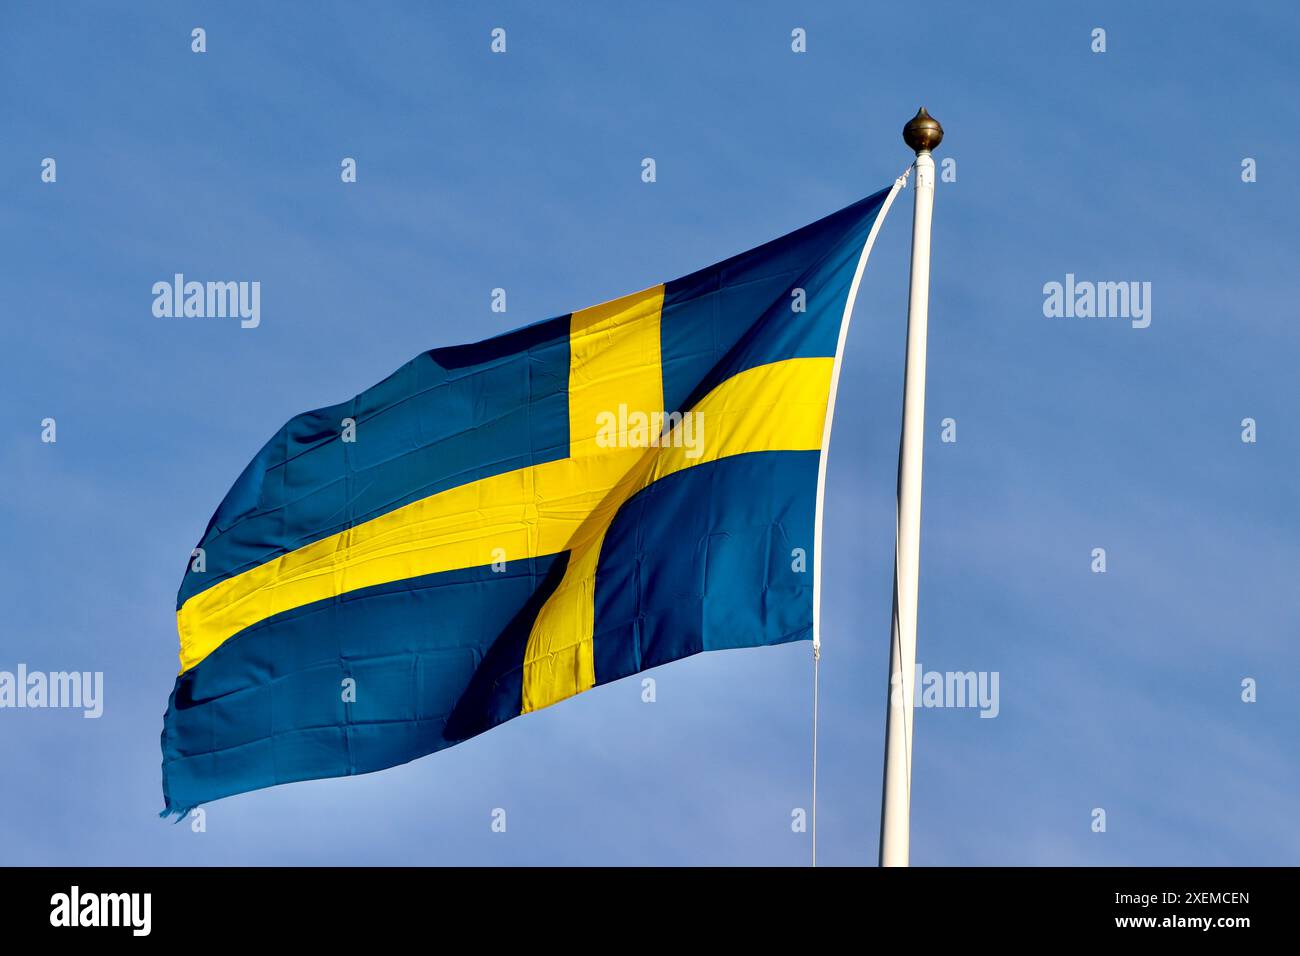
(2, 0), (1296, 865)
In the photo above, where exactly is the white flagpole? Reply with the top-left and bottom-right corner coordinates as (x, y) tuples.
(879, 107), (943, 867)
(811, 168), (909, 867)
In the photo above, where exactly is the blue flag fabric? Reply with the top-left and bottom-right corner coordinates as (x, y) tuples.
(161, 187), (896, 814)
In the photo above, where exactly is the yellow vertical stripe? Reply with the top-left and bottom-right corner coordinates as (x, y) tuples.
(520, 285), (665, 712)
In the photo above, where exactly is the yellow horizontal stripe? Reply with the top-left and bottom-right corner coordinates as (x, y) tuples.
(519, 356), (833, 713)
(645, 357), (833, 483)
(175, 274), (831, 695)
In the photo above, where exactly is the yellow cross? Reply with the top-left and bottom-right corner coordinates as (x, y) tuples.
(177, 285), (834, 713)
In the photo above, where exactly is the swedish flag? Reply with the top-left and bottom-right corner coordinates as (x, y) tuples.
(161, 186), (898, 814)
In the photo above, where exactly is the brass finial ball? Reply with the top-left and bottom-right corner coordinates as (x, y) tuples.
(903, 107), (944, 153)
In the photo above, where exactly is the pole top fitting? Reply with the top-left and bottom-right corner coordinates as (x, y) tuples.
(903, 107), (943, 154)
